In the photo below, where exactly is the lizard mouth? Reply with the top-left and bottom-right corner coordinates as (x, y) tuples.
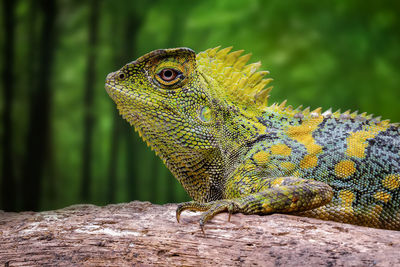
(105, 82), (160, 109)
(105, 81), (181, 120)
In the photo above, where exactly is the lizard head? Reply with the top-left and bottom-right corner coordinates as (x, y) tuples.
(106, 47), (273, 154)
(105, 48), (221, 153)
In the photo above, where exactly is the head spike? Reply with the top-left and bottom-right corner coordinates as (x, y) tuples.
(310, 107), (322, 118)
(206, 46), (221, 57)
(196, 47), (273, 108)
(294, 105), (303, 111)
(311, 107), (322, 114)
(254, 86), (272, 103)
(233, 54), (252, 70)
(333, 109), (341, 117)
(242, 62), (261, 76)
(237, 78), (248, 91)
(278, 100), (287, 109)
(322, 108), (332, 117)
(247, 78), (272, 95)
(366, 114), (374, 120)
(373, 116), (382, 122)
(302, 107), (310, 115)
(350, 110), (359, 117)
(215, 46), (232, 60)
(216, 62), (225, 74)
(225, 50), (244, 65)
(225, 72), (241, 88)
(222, 66), (233, 77)
(248, 71), (269, 86)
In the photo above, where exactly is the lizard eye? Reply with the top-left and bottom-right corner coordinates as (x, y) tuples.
(158, 68), (178, 82)
(153, 65), (186, 88)
(118, 72), (126, 79)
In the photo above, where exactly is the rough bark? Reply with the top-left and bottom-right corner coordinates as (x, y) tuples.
(0, 201), (399, 266)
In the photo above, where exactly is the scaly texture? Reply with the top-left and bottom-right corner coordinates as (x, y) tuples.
(105, 47), (400, 231)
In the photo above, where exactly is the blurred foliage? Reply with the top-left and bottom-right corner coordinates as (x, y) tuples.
(0, 0), (399, 211)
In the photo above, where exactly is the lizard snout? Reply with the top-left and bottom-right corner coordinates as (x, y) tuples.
(106, 71), (117, 81)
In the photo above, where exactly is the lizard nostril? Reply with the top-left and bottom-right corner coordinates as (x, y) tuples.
(106, 71), (116, 81)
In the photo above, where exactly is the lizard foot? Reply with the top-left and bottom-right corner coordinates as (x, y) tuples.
(176, 200), (240, 233)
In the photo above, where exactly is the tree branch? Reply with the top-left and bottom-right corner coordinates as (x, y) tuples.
(1, 201), (399, 266)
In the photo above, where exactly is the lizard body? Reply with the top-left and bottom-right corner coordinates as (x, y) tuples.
(105, 47), (400, 230)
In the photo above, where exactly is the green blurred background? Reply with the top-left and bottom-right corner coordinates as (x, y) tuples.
(0, 0), (399, 212)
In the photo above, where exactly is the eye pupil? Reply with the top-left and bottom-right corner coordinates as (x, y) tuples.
(119, 73), (125, 79)
(160, 68), (177, 81)
(164, 70), (173, 78)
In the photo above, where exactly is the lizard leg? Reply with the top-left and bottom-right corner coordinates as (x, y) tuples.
(176, 177), (333, 231)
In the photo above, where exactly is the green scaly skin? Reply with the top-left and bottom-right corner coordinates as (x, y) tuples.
(105, 47), (400, 231)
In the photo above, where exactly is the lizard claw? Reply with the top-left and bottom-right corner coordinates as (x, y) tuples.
(176, 210), (181, 223)
(176, 201), (212, 223)
(199, 219), (205, 235)
(176, 200), (240, 233)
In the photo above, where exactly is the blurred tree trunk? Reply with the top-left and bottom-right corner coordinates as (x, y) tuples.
(107, 7), (143, 203)
(1, 0), (17, 211)
(122, 16), (142, 202)
(107, 113), (120, 203)
(106, 8), (124, 203)
(81, 0), (100, 202)
(24, 0), (40, 203)
(21, 0), (57, 211)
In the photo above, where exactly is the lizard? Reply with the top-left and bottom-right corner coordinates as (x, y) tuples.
(105, 46), (400, 231)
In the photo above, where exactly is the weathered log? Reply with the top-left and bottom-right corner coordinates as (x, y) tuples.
(0, 201), (399, 266)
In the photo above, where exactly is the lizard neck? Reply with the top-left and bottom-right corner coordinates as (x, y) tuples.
(127, 113), (225, 202)
(161, 147), (225, 202)
(216, 105), (268, 161)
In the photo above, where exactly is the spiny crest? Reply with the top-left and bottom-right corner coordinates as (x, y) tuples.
(196, 46), (273, 109)
(270, 101), (397, 127)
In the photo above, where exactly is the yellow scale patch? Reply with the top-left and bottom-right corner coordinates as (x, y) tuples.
(300, 154), (318, 169)
(382, 174), (400, 190)
(280, 162), (296, 171)
(270, 143), (292, 156)
(346, 124), (389, 158)
(335, 160), (356, 179)
(253, 151), (270, 165)
(287, 116), (323, 169)
(346, 131), (375, 158)
(374, 191), (392, 203)
(339, 190), (355, 213)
